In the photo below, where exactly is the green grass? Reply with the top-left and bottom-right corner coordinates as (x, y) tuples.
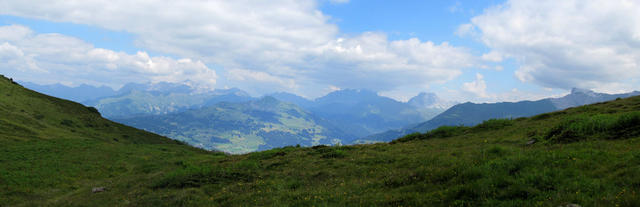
(2, 74), (640, 206)
(541, 112), (640, 143)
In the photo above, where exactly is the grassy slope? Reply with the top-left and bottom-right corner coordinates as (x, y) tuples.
(1, 74), (640, 206)
(0, 76), (224, 206)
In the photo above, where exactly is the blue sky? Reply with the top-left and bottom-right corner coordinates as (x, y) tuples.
(0, 0), (638, 102)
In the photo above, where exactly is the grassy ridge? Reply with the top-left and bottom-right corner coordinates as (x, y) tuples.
(0, 75), (224, 205)
(2, 74), (640, 206)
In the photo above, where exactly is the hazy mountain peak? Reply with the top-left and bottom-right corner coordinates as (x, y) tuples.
(408, 92), (454, 110)
(551, 88), (639, 109)
(258, 95), (279, 102)
(253, 96), (282, 108)
(19, 81), (118, 103)
(316, 88), (379, 104)
(117, 81), (199, 95)
(213, 88), (250, 97)
(269, 92), (313, 108)
(570, 88), (595, 95)
(408, 92), (438, 105)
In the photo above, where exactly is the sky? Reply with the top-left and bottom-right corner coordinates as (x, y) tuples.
(0, 0), (639, 103)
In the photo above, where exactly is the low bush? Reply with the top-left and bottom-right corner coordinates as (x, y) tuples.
(86, 106), (101, 116)
(472, 119), (514, 132)
(392, 126), (469, 143)
(60, 119), (74, 127)
(308, 146), (347, 159)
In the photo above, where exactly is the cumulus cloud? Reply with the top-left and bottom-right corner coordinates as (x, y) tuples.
(0, 0), (474, 97)
(0, 0), (337, 70)
(0, 42), (41, 72)
(467, 0), (640, 93)
(305, 33), (475, 92)
(462, 73), (488, 98)
(0, 25), (217, 89)
(226, 69), (297, 94)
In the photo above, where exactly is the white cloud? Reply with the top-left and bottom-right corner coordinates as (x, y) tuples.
(305, 33), (475, 94)
(462, 73), (488, 98)
(455, 24), (476, 37)
(0, 25), (217, 89)
(0, 0), (474, 98)
(227, 69), (297, 93)
(0, 0), (337, 70)
(468, 0), (640, 93)
(481, 51), (503, 62)
(0, 42), (41, 72)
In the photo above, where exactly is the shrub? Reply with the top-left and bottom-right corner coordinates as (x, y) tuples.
(308, 146), (347, 159)
(428, 126), (469, 138)
(472, 119), (514, 132)
(393, 126), (469, 143)
(320, 149), (346, 159)
(487, 146), (508, 157)
(391, 132), (423, 143)
(33, 114), (45, 120)
(86, 106), (101, 116)
(60, 119), (74, 127)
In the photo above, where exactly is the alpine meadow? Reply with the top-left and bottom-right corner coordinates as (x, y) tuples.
(2, 0), (640, 206)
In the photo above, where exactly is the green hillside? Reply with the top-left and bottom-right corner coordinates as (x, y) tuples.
(0, 75), (224, 205)
(2, 75), (640, 206)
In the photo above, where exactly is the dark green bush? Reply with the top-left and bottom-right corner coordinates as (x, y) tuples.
(391, 132), (422, 143)
(393, 126), (469, 143)
(33, 114), (45, 120)
(320, 149), (346, 159)
(428, 126), (469, 138)
(308, 146), (347, 159)
(86, 106), (101, 115)
(60, 119), (74, 127)
(532, 111), (566, 121)
(472, 119), (514, 132)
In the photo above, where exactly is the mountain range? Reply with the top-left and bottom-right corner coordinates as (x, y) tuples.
(86, 84), (253, 119)
(19, 81), (118, 102)
(115, 96), (354, 154)
(359, 88), (640, 143)
(22, 82), (450, 152)
(289, 89), (447, 137)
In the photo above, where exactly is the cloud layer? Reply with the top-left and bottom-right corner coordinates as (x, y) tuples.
(0, 0), (474, 97)
(466, 0), (640, 93)
(0, 25), (217, 89)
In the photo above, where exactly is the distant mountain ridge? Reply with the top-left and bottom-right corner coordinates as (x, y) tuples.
(408, 92), (457, 110)
(19, 81), (118, 102)
(115, 96), (355, 154)
(84, 82), (254, 119)
(269, 89), (449, 137)
(359, 88), (640, 143)
(22, 81), (452, 151)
